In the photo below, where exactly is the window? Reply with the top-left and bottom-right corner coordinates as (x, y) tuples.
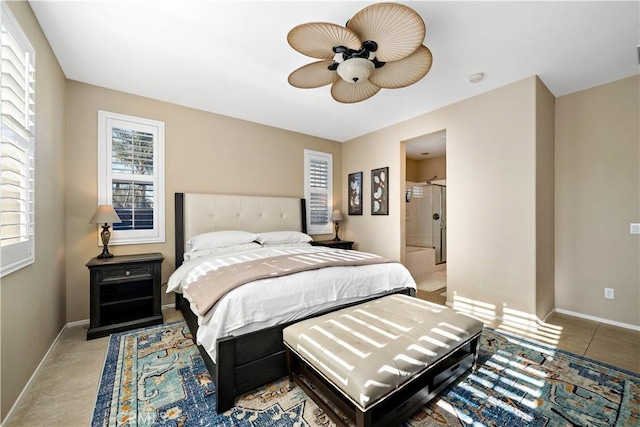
(304, 149), (333, 235)
(0, 1), (35, 277)
(98, 111), (165, 245)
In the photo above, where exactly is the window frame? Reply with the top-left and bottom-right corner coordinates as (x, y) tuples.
(0, 0), (36, 278)
(304, 149), (333, 235)
(97, 110), (165, 245)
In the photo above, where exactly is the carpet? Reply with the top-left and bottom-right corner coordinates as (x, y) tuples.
(416, 270), (447, 292)
(92, 321), (640, 426)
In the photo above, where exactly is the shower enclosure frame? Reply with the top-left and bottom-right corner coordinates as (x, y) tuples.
(405, 182), (447, 265)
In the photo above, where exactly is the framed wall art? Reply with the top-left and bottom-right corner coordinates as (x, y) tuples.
(348, 172), (363, 215)
(371, 167), (388, 215)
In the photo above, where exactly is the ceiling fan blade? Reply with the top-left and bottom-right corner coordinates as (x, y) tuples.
(347, 3), (426, 62)
(288, 60), (339, 88)
(369, 45), (433, 89)
(288, 22), (361, 60)
(331, 78), (380, 104)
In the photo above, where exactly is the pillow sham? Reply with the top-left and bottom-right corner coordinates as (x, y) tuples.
(255, 231), (313, 245)
(184, 242), (262, 261)
(187, 230), (258, 252)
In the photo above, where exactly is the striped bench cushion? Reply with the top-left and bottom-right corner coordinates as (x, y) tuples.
(283, 294), (483, 409)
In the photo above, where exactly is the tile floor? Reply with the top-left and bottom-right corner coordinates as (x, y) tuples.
(3, 299), (639, 426)
(418, 287), (640, 373)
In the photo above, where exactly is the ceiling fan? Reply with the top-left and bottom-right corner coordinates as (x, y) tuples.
(287, 2), (433, 104)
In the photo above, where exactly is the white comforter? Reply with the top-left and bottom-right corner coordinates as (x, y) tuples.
(167, 245), (416, 361)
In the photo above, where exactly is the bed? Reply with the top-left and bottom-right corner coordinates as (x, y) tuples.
(170, 192), (417, 413)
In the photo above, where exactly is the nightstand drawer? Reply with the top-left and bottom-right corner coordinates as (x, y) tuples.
(101, 265), (153, 282)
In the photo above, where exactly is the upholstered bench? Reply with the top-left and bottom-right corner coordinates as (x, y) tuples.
(283, 294), (483, 427)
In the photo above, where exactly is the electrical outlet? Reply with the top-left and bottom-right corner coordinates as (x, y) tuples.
(604, 288), (614, 299)
(631, 223), (640, 234)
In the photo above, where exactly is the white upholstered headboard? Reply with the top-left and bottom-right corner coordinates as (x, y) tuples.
(175, 193), (306, 267)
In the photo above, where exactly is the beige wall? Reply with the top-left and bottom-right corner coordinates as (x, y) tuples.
(343, 131), (404, 256)
(345, 74), (639, 328)
(1, 0), (67, 419)
(555, 75), (639, 326)
(406, 158), (420, 182)
(406, 156), (446, 183)
(344, 77), (540, 319)
(65, 81), (342, 322)
(535, 77), (556, 320)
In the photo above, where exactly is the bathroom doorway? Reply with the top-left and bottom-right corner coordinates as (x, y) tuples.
(404, 130), (447, 303)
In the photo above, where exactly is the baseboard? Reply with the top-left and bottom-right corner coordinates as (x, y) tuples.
(541, 310), (555, 323)
(554, 308), (640, 331)
(66, 318), (89, 328)
(1, 323), (68, 427)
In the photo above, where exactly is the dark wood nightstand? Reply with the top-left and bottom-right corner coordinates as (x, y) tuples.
(86, 253), (164, 340)
(311, 240), (355, 250)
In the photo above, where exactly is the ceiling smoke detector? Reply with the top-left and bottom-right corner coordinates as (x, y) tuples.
(468, 72), (484, 83)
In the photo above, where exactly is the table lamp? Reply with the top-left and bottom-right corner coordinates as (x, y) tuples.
(330, 209), (344, 241)
(90, 205), (122, 259)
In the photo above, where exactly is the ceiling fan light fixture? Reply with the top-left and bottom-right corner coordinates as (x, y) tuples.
(287, 2), (432, 102)
(337, 58), (374, 83)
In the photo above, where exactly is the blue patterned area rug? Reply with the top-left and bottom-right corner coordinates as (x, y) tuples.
(92, 321), (639, 426)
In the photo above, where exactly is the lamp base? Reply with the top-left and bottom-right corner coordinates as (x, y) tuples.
(97, 224), (114, 259)
(333, 221), (341, 241)
(97, 247), (113, 259)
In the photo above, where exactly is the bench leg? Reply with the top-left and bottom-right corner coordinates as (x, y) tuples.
(471, 335), (480, 372)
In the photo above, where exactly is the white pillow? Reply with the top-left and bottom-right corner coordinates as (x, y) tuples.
(187, 230), (258, 252)
(260, 242), (312, 248)
(255, 231), (312, 245)
(184, 242), (262, 261)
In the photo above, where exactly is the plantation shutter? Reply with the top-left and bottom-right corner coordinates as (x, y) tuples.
(111, 126), (155, 231)
(304, 150), (332, 235)
(98, 110), (165, 245)
(0, 2), (35, 277)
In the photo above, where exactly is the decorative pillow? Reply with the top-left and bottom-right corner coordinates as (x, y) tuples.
(184, 242), (262, 261)
(187, 230), (259, 252)
(255, 231), (313, 245)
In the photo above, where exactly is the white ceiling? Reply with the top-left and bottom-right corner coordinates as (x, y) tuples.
(405, 129), (446, 160)
(29, 1), (639, 144)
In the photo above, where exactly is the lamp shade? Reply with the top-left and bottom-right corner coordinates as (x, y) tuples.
(330, 210), (344, 221)
(89, 205), (122, 224)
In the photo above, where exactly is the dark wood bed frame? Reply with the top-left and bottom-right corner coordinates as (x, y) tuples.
(173, 193), (415, 413)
